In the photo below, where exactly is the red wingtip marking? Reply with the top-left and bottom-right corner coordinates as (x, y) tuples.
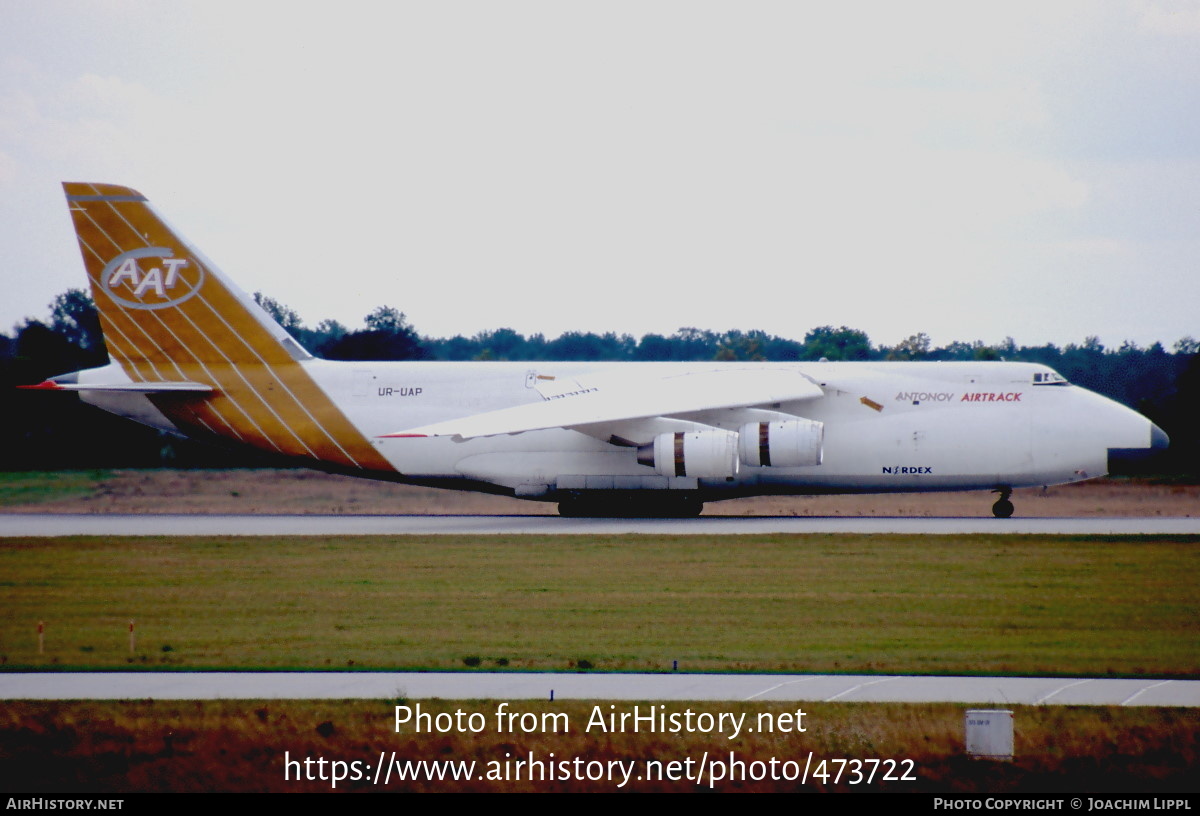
(16, 380), (63, 390)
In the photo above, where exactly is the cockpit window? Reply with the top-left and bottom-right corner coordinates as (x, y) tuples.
(1032, 370), (1069, 386)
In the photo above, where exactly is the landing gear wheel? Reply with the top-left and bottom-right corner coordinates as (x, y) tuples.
(992, 498), (1014, 518)
(557, 494), (704, 518)
(660, 497), (704, 519)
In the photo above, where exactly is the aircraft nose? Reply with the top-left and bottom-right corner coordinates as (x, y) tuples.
(1151, 422), (1170, 451)
(1108, 419), (1170, 475)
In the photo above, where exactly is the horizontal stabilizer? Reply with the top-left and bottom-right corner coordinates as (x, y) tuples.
(382, 367), (823, 440)
(19, 380), (214, 393)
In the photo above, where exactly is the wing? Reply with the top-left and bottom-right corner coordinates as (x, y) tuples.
(382, 367), (823, 441)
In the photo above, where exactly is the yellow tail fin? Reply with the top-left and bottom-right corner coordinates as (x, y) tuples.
(64, 182), (309, 367)
(63, 182), (392, 472)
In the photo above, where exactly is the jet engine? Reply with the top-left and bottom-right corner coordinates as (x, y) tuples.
(638, 430), (740, 478)
(737, 419), (823, 468)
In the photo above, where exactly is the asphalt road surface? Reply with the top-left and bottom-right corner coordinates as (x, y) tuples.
(2, 672), (1195, 706)
(3, 514), (1199, 536)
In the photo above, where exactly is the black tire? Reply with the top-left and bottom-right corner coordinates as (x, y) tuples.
(655, 497), (704, 518)
(558, 495), (704, 518)
(992, 498), (1015, 518)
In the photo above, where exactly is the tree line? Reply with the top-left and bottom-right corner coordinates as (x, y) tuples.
(3, 289), (1197, 475)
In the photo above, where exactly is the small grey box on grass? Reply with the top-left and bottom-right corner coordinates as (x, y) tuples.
(965, 709), (1013, 761)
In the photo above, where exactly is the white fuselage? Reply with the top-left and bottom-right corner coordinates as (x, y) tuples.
(75, 358), (1158, 502)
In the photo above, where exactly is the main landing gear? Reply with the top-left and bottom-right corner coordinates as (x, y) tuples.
(558, 493), (704, 518)
(991, 487), (1014, 519)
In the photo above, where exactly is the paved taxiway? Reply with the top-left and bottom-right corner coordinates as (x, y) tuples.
(3, 514), (1199, 536)
(2, 672), (1196, 706)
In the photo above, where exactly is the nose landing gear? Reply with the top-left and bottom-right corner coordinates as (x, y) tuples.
(991, 487), (1014, 518)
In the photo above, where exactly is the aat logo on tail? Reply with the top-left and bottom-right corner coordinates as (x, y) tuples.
(101, 247), (204, 310)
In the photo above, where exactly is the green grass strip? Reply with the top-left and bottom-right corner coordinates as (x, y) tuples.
(0, 471), (110, 507)
(2, 534), (1196, 676)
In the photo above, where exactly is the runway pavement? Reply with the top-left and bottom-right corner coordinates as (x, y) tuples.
(3, 514), (1199, 536)
(2, 672), (1195, 706)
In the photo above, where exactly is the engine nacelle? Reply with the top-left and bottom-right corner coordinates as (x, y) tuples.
(638, 430), (740, 479)
(737, 419), (824, 468)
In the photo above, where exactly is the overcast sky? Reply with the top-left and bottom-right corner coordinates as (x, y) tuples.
(2, 1), (1198, 350)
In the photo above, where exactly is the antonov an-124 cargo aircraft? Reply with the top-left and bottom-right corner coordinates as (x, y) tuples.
(25, 183), (1168, 518)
